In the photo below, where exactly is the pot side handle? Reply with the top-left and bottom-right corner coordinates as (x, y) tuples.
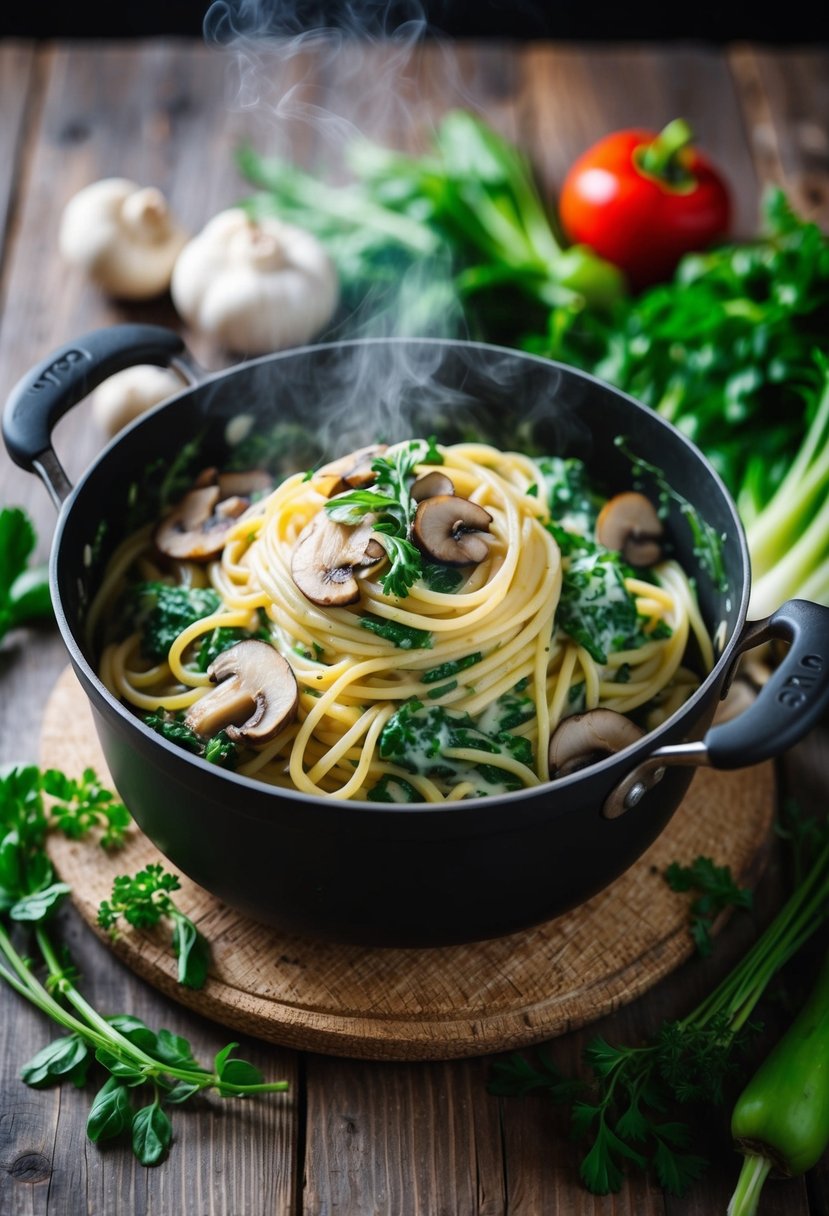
(604, 599), (829, 818)
(705, 598), (829, 768)
(2, 324), (196, 507)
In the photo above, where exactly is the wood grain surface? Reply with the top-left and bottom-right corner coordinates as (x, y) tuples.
(1, 35), (827, 1216)
(42, 666), (776, 1061)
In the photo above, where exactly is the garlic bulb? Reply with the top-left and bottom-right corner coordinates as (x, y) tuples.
(170, 208), (339, 354)
(59, 178), (189, 300)
(90, 365), (185, 437)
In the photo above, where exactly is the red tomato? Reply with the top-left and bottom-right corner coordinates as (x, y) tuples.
(559, 120), (732, 291)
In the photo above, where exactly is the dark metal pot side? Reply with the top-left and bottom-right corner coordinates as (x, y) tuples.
(5, 325), (829, 947)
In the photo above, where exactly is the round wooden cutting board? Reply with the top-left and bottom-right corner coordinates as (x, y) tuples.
(41, 666), (775, 1061)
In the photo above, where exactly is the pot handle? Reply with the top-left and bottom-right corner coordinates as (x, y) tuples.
(604, 598), (829, 817)
(2, 324), (199, 507)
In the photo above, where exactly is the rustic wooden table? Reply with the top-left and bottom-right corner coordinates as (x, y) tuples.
(0, 34), (828, 1216)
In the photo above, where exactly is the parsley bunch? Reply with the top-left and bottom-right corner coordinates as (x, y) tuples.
(489, 810), (829, 1196)
(0, 765), (288, 1166)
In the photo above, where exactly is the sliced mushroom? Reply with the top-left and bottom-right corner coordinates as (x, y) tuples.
(548, 708), (644, 778)
(411, 471), (454, 502)
(291, 512), (378, 605)
(412, 495), (492, 566)
(595, 491), (664, 567)
(313, 444), (388, 497)
(355, 536), (387, 579)
(154, 485), (234, 561)
(217, 469), (273, 499)
(184, 639), (299, 746)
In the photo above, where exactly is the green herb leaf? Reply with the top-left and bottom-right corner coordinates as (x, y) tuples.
(132, 1102), (172, 1166)
(21, 1034), (90, 1088)
(87, 1077), (133, 1142)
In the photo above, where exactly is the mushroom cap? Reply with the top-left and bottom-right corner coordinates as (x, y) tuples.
(291, 512), (377, 606)
(184, 639), (299, 746)
(411, 471), (455, 502)
(313, 444), (388, 497)
(411, 495), (493, 566)
(154, 484), (247, 562)
(548, 709), (644, 778)
(595, 491), (664, 567)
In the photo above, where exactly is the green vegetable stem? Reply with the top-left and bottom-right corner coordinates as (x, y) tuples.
(727, 945), (829, 1216)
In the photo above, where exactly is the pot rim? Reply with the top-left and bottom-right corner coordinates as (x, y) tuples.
(48, 335), (751, 816)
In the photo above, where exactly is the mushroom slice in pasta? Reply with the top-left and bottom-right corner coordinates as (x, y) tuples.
(185, 639), (298, 746)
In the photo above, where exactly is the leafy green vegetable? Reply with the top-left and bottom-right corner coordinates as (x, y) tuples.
(488, 803), (829, 1196)
(421, 652), (482, 683)
(665, 856), (753, 957)
(556, 543), (651, 664)
(98, 863), (210, 990)
(378, 698), (533, 794)
(537, 455), (601, 535)
(142, 711), (238, 769)
(359, 614), (433, 649)
(541, 188), (829, 522)
(237, 110), (625, 345)
(0, 506), (53, 645)
(0, 764), (288, 1167)
(121, 582), (221, 662)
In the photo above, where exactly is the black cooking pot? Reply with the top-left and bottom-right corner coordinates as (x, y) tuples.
(5, 325), (829, 947)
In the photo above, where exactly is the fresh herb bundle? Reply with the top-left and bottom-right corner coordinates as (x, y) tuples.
(488, 806), (829, 1196)
(0, 765), (288, 1166)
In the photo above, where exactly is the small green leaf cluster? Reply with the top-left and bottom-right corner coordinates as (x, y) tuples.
(121, 582), (222, 662)
(548, 523), (659, 665)
(98, 863), (210, 990)
(0, 506), (53, 645)
(21, 1013), (285, 1166)
(665, 855), (753, 957)
(142, 710), (238, 768)
(488, 803), (829, 1197)
(0, 764), (288, 1168)
(325, 439), (441, 598)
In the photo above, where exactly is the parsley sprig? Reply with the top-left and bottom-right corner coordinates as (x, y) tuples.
(0, 765), (288, 1166)
(325, 439), (437, 598)
(98, 864), (210, 990)
(665, 855), (753, 957)
(489, 808), (829, 1196)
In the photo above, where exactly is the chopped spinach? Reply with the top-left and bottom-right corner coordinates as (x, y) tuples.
(359, 614), (433, 650)
(142, 711), (237, 769)
(119, 583), (221, 662)
(378, 700), (532, 794)
(537, 455), (602, 535)
(421, 563), (464, 593)
(556, 547), (650, 665)
(421, 652), (482, 683)
(366, 775), (421, 803)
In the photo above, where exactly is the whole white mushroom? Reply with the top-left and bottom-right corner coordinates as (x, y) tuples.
(170, 208), (339, 355)
(90, 365), (186, 438)
(59, 178), (189, 300)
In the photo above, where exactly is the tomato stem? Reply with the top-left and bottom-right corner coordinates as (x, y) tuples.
(638, 118), (695, 185)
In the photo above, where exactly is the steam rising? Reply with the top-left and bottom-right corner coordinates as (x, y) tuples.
(197, 1), (573, 456)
